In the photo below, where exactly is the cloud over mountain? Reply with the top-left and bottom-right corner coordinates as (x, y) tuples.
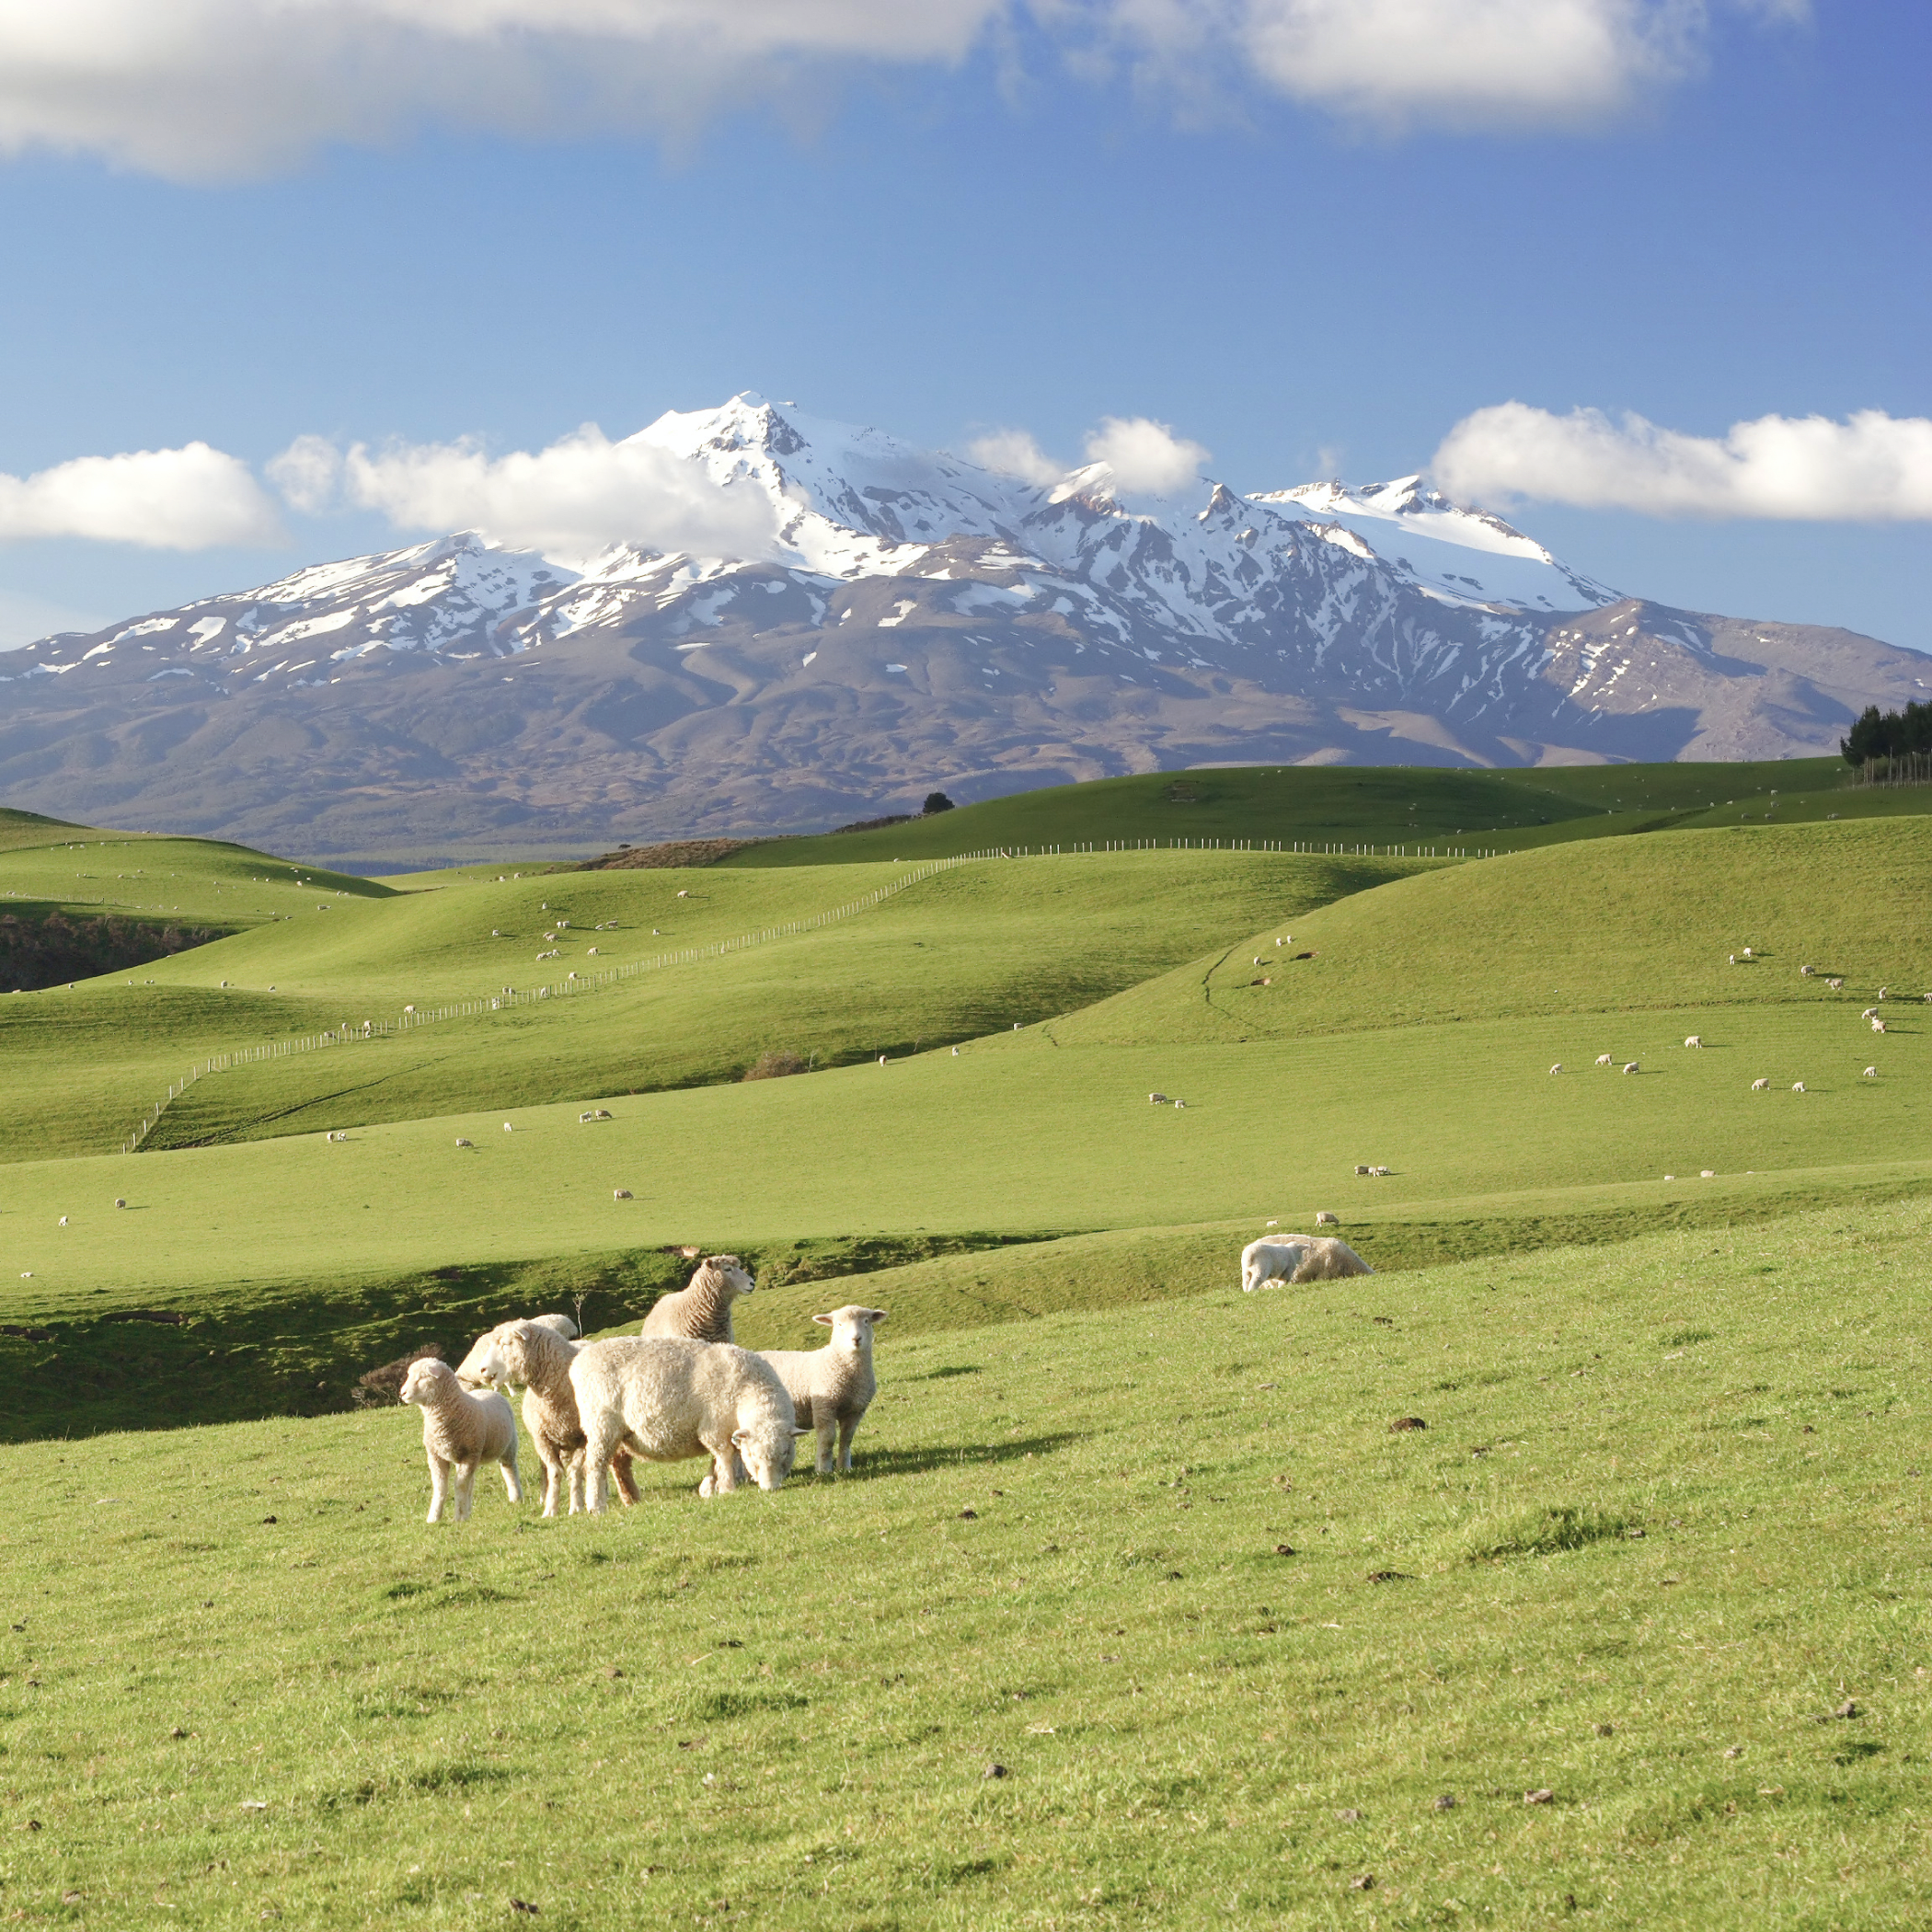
(1433, 402), (1932, 523)
(0, 442), (281, 549)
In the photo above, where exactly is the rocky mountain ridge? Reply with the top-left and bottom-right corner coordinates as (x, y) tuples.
(0, 393), (1924, 858)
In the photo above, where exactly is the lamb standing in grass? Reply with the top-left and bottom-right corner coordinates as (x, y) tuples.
(1241, 1235), (1373, 1291)
(398, 1357), (522, 1523)
(760, 1305), (887, 1476)
(569, 1338), (801, 1509)
(641, 1254), (755, 1342)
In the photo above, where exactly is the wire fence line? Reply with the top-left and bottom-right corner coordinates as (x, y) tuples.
(118, 834), (1491, 1154)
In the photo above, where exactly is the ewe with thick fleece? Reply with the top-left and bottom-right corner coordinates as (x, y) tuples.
(455, 1318), (638, 1517)
(570, 1337), (799, 1510)
(760, 1305), (887, 1476)
(398, 1357), (521, 1524)
(1241, 1235), (1373, 1291)
(642, 1254), (754, 1343)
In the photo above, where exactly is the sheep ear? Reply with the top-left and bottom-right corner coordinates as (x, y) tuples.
(730, 1428), (748, 1447)
(812, 1312), (834, 1326)
(793, 1426), (811, 1438)
(867, 1309), (889, 1323)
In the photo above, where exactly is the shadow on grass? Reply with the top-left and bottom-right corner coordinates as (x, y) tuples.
(841, 1432), (1086, 1478)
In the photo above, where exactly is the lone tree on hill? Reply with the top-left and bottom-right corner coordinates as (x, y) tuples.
(923, 791), (955, 814)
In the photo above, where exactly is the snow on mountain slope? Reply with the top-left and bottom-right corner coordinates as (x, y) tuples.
(0, 393), (1922, 857)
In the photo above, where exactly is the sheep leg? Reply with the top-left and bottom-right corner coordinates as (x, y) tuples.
(538, 1452), (562, 1519)
(581, 1425), (617, 1513)
(612, 1448), (640, 1507)
(425, 1449), (450, 1524)
(453, 1461), (479, 1522)
(500, 1444), (522, 1505)
(836, 1413), (861, 1475)
(702, 1437), (742, 1496)
(814, 1415), (839, 1477)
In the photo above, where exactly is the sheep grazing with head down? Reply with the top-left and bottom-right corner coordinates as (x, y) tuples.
(642, 1254), (755, 1343)
(760, 1305), (887, 1477)
(569, 1338), (801, 1509)
(398, 1357), (521, 1523)
(1241, 1235), (1373, 1292)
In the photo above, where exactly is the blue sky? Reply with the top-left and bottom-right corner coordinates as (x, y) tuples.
(0, 0), (1926, 650)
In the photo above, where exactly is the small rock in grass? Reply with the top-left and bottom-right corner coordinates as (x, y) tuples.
(1594, 1722), (1615, 1737)
(1723, 1745), (1743, 1758)
(1335, 1807), (1362, 1822)
(959, 1507), (978, 1520)
(1524, 1788), (1554, 1805)
(1432, 1794), (1456, 1811)
(604, 1665), (625, 1680)
(983, 1764), (1008, 1780)
(1837, 1699), (1859, 1719)
(1389, 1416), (1427, 1432)
(1274, 1544), (1296, 1557)
(1349, 1873), (1374, 1891)
(169, 1726), (189, 1739)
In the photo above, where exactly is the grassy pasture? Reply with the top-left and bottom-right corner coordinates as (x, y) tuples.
(716, 757), (1910, 868)
(3, 1200), (1930, 1928)
(0, 851), (1415, 1163)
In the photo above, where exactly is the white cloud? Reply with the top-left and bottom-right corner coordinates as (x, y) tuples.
(0, 0), (1803, 178)
(965, 428), (1064, 488)
(276, 422), (783, 558)
(1432, 401), (1932, 522)
(968, 414), (1211, 496)
(1082, 415), (1211, 495)
(0, 442), (282, 548)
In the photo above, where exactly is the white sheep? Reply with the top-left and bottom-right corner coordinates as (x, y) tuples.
(502, 1121), (514, 1133)
(579, 1108), (612, 1123)
(1752, 1078), (1769, 1091)
(454, 1137), (473, 1148)
(1861, 1007), (1879, 1020)
(1549, 1063), (1563, 1075)
(1742, 947), (1754, 959)
(642, 1254), (755, 1343)
(1864, 1065), (1879, 1078)
(1149, 1092), (1168, 1105)
(759, 1305), (887, 1476)
(1368, 1164), (1389, 1176)
(1241, 1235), (1373, 1291)
(570, 1338), (801, 1508)
(613, 1188), (634, 1200)
(1314, 1210), (1340, 1226)
(1684, 1036), (1702, 1049)
(1595, 1053), (1614, 1067)
(1800, 964), (1813, 977)
(455, 1317), (635, 1517)
(398, 1357), (522, 1524)
(1879, 986), (1889, 1000)
(1793, 1081), (1807, 1093)
(1829, 978), (1845, 990)
(1873, 1018), (1888, 1034)
(1622, 1062), (1639, 1075)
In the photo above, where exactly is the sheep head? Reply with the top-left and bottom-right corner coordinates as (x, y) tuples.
(399, 1358), (454, 1407)
(454, 1321), (536, 1393)
(731, 1420), (799, 1491)
(811, 1305), (887, 1352)
(696, 1254), (755, 1300)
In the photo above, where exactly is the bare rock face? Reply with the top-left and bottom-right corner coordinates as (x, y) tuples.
(0, 393), (1922, 858)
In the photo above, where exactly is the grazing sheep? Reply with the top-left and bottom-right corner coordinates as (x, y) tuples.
(1864, 1065), (1879, 1078)
(613, 1188), (634, 1201)
(1879, 986), (1890, 1000)
(1742, 947), (1754, 959)
(1862, 1008), (1878, 1020)
(1828, 978), (1844, 990)
(1800, 964), (1814, 977)
(1174, 1098), (1188, 1110)
(1684, 1036), (1702, 1049)
(1368, 1164), (1389, 1176)
(1752, 1078), (1770, 1091)
(760, 1305), (888, 1475)
(1792, 1081), (1807, 1093)
(1314, 1210), (1340, 1226)
(454, 1137), (473, 1148)
(502, 1121), (514, 1133)
(1873, 1018), (1888, 1033)
(1354, 1164), (1371, 1176)
(326, 1130), (348, 1143)
(398, 1358), (522, 1524)
(579, 1108), (613, 1123)
(570, 1338), (800, 1508)
(1549, 1063), (1563, 1075)
(642, 1254), (755, 1343)
(1149, 1092), (1168, 1105)
(1241, 1235), (1374, 1292)
(1728, 953), (1736, 965)
(1595, 1053), (1614, 1067)
(454, 1318), (635, 1517)
(1622, 1062), (1639, 1075)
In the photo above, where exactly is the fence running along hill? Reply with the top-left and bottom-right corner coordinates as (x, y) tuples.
(119, 837), (1489, 1154)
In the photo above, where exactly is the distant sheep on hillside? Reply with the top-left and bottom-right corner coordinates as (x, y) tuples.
(1752, 1078), (1769, 1091)
(1549, 1063), (1563, 1075)
(1622, 1062), (1639, 1075)
(1595, 1053), (1614, 1066)
(1793, 1081), (1807, 1093)
(1684, 1036), (1702, 1049)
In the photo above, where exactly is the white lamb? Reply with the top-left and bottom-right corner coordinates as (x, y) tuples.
(398, 1357), (522, 1524)
(1752, 1077), (1770, 1091)
(759, 1305), (887, 1476)
(1549, 1063), (1563, 1075)
(1864, 1065), (1879, 1078)
(641, 1254), (755, 1342)
(1241, 1235), (1373, 1291)
(1684, 1036), (1702, 1049)
(570, 1337), (801, 1509)
(1873, 1018), (1888, 1033)
(1793, 1081), (1807, 1093)
(1595, 1053), (1614, 1067)
(1622, 1062), (1639, 1075)
(1314, 1210), (1340, 1226)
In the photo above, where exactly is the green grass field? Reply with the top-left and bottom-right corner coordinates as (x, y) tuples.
(5, 767), (1932, 1926)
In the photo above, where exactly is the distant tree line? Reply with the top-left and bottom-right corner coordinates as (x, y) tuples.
(0, 911), (226, 993)
(1842, 703), (1932, 786)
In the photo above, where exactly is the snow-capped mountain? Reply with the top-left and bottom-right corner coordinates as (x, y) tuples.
(1, 393), (1925, 857)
